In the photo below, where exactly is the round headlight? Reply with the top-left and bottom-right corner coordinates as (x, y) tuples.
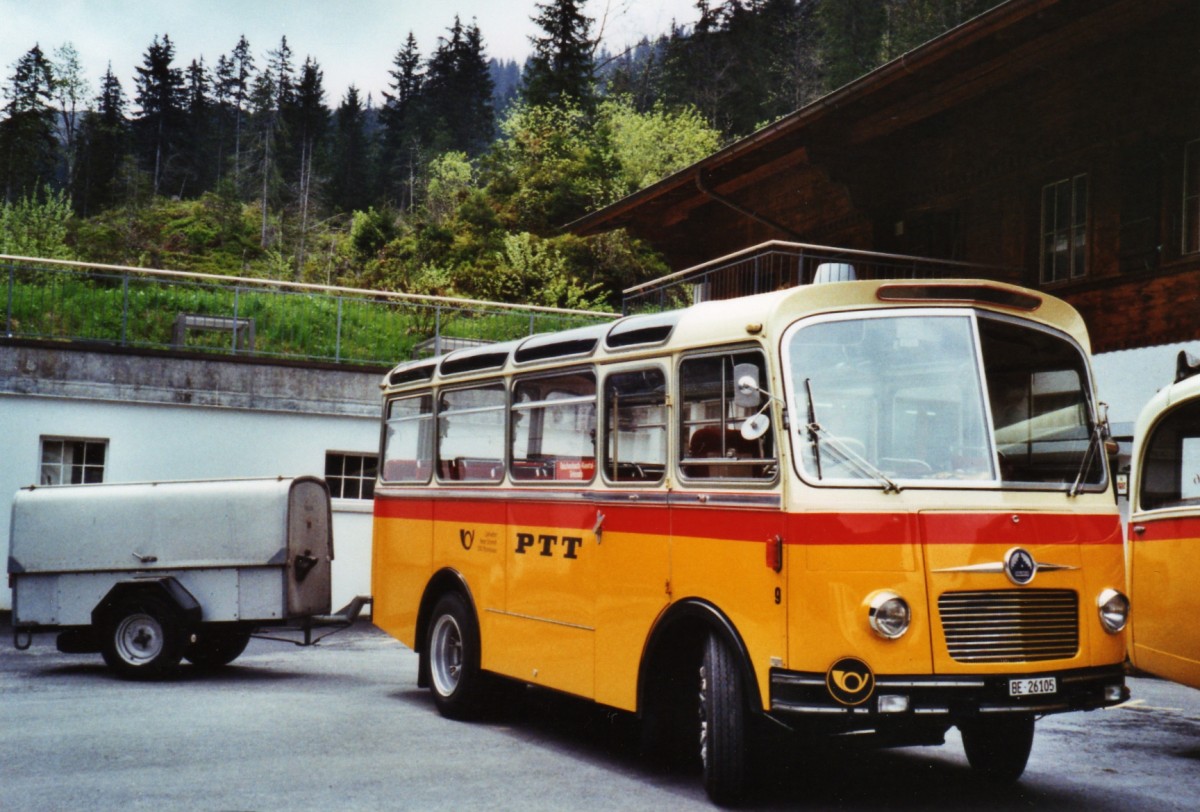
(1098, 588), (1129, 634)
(868, 592), (911, 639)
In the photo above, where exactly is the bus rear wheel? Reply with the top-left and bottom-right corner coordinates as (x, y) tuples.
(960, 715), (1035, 783)
(699, 632), (749, 806)
(427, 592), (486, 720)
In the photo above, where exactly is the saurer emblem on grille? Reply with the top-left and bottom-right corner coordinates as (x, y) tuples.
(1005, 547), (1036, 585)
(932, 546), (1077, 584)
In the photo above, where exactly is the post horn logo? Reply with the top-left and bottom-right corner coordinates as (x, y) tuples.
(459, 529), (475, 551)
(826, 656), (875, 706)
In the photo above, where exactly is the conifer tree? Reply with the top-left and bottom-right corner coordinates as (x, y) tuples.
(291, 57), (328, 276)
(183, 57), (216, 195)
(211, 54), (235, 185)
(221, 35), (255, 188)
(267, 36), (296, 112)
(73, 64), (129, 214)
(523, 0), (597, 109)
(423, 17), (495, 157)
(327, 86), (371, 213)
(456, 21), (497, 154)
(882, 0), (995, 58)
(818, 0), (887, 90)
(380, 32), (424, 207)
(133, 34), (187, 196)
(248, 64), (280, 246)
(0, 44), (58, 201)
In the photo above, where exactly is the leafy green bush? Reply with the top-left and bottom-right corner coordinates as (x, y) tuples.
(0, 186), (73, 259)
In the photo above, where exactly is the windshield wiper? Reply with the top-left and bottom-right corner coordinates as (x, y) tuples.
(1068, 421), (1104, 498)
(804, 378), (901, 493)
(804, 378), (823, 480)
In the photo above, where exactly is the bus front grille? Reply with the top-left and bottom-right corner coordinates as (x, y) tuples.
(938, 589), (1078, 663)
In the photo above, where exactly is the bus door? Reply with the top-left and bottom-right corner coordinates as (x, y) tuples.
(501, 369), (598, 697)
(432, 382), (508, 654)
(592, 365), (673, 710)
(1129, 396), (1200, 689)
(676, 349), (787, 700)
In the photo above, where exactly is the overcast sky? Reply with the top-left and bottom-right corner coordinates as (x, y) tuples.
(1, 0), (699, 106)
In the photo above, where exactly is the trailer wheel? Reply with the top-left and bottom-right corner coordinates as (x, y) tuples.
(100, 594), (187, 680)
(185, 628), (252, 668)
(960, 715), (1035, 783)
(699, 632), (749, 806)
(427, 592), (486, 720)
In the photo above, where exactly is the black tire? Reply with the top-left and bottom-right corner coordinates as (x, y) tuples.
(100, 593), (187, 680)
(960, 715), (1035, 783)
(700, 632), (749, 806)
(184, 627), (252, 668)
(426, 592), (487, 720)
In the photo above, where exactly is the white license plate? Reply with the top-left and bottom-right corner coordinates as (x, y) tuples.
(1009, 677), (1057, 697)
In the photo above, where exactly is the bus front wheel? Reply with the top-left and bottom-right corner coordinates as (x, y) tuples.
(699, 632), (749, 805)
(960, 715), (1035, 783)
(427, 592), (486, 720)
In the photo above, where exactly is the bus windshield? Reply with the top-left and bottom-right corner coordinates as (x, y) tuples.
(785, 310), (1105, 491)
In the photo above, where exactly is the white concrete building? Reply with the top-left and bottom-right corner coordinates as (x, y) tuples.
(1, 342), (384, 612)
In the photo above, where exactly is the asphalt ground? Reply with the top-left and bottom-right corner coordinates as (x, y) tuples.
(2, 617), (1198, 811)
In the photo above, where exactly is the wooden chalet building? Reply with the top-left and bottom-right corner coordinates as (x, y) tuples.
(569, 0), (1200, 357)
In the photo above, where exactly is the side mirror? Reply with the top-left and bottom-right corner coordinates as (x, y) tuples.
(733, 363), (761, 408)
(740, 413), (770, 441)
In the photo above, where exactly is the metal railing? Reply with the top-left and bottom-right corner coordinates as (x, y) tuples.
(621, 241), (1023, 314)
(2, 255), (618, 367)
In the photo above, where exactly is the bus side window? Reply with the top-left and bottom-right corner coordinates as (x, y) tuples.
(382, 393), (434, 483)
(437, 383), (506, 482)
(1141, 399), (1200, 510)
(680, 351), (776, 480)
(511, 370), (597, 483)
(603, 368), (667, 483)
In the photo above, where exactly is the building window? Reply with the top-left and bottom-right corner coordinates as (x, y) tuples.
(1184, 139), (1200, 255)
(325, 452), (378, 500)
(40, 437), (107, 485)
(1040, 174), (1088, 284)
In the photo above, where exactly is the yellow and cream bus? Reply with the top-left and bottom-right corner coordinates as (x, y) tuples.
(1126, 352), (1200, 691)
(371, 275), (1129, 804)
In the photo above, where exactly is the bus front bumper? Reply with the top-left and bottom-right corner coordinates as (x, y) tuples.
(769, 664), (1128, 726)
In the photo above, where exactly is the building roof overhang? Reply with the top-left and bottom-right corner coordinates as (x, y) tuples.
(566, 0), (1184, 242)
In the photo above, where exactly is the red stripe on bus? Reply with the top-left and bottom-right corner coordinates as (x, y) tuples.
(1131, 516), (1200, 543)
(373, 498), (431, 521)
(372, 494), (1113, 544)
(920, 511), (1121, 545)
(374, 494), (1120, 546)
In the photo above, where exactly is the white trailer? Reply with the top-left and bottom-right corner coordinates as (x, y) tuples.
(7, 476), (361, 678)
